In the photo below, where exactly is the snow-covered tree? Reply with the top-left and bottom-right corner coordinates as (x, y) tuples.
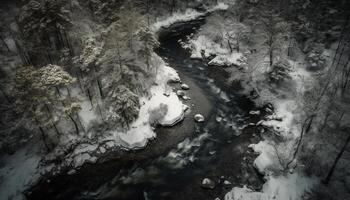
(75, 36), (104, 100)
(258, 10), (290, 67)
(18, 0), (72, 65)
(116, 0), (143, 52)
(62, 99), (82, 135)
(101, 21), (129, 68)
(14, 65), (54, 150)
(267, 60), (292, 84)
(104, 85), (140, 130)
(225, 21), (251, 53)
(38, 64), (75, 96)
(137, 26), (160, 72)
(13, 64), (78, 150)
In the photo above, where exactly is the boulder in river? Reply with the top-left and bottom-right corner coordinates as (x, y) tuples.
(249, 110), (260, 115)
(201, 178), (215, 189)
(176, 90), (186, 97)
(181, 83), (190, 90)
(194, 114), (205, 122)
(223, 180), (232, 185)
(182, 95), (191, 100)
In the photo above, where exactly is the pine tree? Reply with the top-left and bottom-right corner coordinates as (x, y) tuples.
(104, 85), (140, 130)
(137, 26), (159, 73)
(267, 60), (292, 84)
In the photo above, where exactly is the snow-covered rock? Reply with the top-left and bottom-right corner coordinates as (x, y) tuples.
(176, 90), (186, 97)
(201, 178), (216, 189)
(182, 95), (191, 100)
(152, 9), (204, 32)
(194, 114), (205, 122)
(224, 180), (232, 185)
(249, 110), (261, 115)
(181, 83), (190, 90)
(208, 53), (244, 67)
(151, 3), (229, 32)
(67, 169), (76, 175)
(216, 116), (223, 122)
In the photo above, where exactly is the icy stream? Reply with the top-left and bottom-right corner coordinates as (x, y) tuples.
(27, 17), (264, 200)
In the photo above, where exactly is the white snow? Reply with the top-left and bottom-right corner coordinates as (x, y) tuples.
(73, 153), (98, 168)
(228, 60), (317, 199)
(220, 19), (317, 199)
(0, 146), (41, 200)
(161, 131), (210, 169)
(225, 173), (317, 200)
(194, 114), (205, 122)
(152, 9), (204, 32)
(151, 2), (229, 32)
(183, 34), (245, 67)
(208, 53), (244, 67)
(249, 140), (282, 174)
(114, 54), (187, 149)
(208, 2), (230, 11)
(78, 99), (98, 130)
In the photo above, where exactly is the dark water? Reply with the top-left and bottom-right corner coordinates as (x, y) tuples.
(27, 17), (264, 200)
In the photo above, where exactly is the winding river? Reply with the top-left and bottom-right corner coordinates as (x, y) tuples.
(27, 16), (265, 200)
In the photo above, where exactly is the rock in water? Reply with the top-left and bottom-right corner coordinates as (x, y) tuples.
(194, 114), (205, 122)
(249, 110), (260, 115)
(223, 180), (232, 185)
(176, 90), (185, 97)
(181, 83), (190, 90)
(182, 95), (191, 100)
(201, 178), (215, 189)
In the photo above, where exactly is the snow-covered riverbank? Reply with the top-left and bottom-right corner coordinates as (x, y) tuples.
(0, 3), (231, 200)
(181, 7), (320, 200)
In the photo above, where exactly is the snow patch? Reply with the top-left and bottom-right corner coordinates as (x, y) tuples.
(114, 54), (187, 149)
(152, 9), (204, 32)
(225, 173), (317, 200)
(0, 146), (41, 200)
(183, 35), (245, 67)
(151, 2), (229, 32)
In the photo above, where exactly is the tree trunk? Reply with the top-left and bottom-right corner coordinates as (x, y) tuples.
(47, 50), (53, 64)
(63, 30), (73, 56)
(75, 71), (84, 93)
(286, 115), (314, 168)
(146, 0), (150, 26)
(0, 35), (10, 52)
(320, 111), (331, 132)
(227, 39), (233, 53)
(68, 114), (80, 135)
(117, 46), (123, 68)
(55, 28), (62, 50)
(55, 86), (62, 97)
(35, 117), (51, 152)
(66, 86), (71, 99)
(86, 88), (94, 108)
(76, 113), (86, 133)
(39, 126), (51, 152)
(0, 87), (11, 104)
(323, 132), (350, 185)
(52, 122), (61, 136)
(93, 65), (103, 99)
(97, 79), (103, 99)
(97, 103), (104, 122)
(269, 48), (273, 67)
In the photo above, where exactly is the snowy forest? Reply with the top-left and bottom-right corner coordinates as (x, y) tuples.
(0, 0), (350, 199)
